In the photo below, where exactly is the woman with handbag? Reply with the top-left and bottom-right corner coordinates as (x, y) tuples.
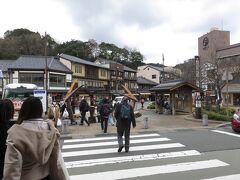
(3, 97), (69, 180)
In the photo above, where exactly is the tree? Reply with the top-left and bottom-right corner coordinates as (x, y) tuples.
(0, 28), (57, 59)
(175, 58), (196, 85)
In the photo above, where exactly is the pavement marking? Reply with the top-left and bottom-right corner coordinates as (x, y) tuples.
(62, 137), (170, 149)
(202, 174), (240, 180)
(212, 130), (240, 138)
(70, 159), (229, 180)
(63, 133), (160, 143)
(65, 150), (201, 168)
(62, 143), (185, 157)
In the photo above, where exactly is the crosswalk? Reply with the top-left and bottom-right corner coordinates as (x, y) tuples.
(61, 132), (236, 180)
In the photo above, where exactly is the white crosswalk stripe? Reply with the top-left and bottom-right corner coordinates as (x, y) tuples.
(70, 160), (228, 180)
(61, 132), (231, 179)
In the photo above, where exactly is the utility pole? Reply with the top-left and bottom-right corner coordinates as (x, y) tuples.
(44, 32), (48, 112)
(162, 53), (165, 83)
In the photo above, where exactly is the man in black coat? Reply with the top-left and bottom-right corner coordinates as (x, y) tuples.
(79, 98), (90, 126)
(114, 96), (136, 153)
(99, 96), (112, 133)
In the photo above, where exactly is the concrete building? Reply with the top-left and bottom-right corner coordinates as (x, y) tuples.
(137, 64), (180, 84)
(198, 28), (240, 106)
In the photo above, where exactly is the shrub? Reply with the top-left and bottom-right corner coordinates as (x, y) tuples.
(202, 109), (232, 121)
(147, 102), (155, 109)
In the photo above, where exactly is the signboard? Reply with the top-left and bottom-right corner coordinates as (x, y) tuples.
(34, 90), (47, 112)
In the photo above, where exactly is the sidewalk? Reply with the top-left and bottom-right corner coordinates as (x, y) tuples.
(59, 108), (228, 139)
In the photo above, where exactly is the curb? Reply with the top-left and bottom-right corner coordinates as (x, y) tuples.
(184, 114), (229, 126)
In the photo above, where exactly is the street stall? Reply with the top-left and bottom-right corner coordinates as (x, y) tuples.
(150, 80), (198, 115)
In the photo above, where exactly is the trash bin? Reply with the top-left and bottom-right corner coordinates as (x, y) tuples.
(143, 116), (148, 129)
(62, 119), (69, 134)
(202, 114), (208, 126)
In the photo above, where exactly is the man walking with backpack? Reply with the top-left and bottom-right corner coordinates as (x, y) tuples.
(99, 96), (112, 133)
(114, 96), (136, 153)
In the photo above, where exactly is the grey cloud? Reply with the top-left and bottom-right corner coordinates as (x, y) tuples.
(61, 0), (166, 44)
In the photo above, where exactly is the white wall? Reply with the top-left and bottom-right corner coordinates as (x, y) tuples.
(137, 66), (160, 83)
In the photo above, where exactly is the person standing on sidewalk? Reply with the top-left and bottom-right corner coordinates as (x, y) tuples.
(79, 97), (90, 126)
(99, 96), (112, 133)
(140, 97), (145, 109)
(114, 96), (136, 153)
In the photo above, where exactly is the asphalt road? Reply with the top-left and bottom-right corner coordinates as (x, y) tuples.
(61, 125), (240, 180)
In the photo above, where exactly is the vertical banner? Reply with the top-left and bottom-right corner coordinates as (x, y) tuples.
(34, 90), (47, 112)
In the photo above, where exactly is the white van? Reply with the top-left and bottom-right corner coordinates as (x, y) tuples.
(112, 96), (124, 107)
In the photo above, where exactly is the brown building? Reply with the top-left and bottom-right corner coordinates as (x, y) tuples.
(198, 28), (240, 106)
(198, 28), (230, 65)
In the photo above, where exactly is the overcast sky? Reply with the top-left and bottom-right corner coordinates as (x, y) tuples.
(1, 0), (240, 66)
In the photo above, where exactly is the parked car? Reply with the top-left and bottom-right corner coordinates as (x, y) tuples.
(112, 96), (124, 108)
(231, 111), (240, 132)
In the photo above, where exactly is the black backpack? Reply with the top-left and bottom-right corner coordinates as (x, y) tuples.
(101, 103), (111, 117)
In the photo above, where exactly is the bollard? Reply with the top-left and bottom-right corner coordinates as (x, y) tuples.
(143, 117), (149, 129)
(62, 120), (69, 134)
(202, 114), (208, 126)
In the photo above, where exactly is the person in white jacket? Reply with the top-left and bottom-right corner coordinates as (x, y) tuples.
(3, 96), (69, 180)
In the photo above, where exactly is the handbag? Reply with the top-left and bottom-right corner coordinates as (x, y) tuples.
(62, 109), (69, 119)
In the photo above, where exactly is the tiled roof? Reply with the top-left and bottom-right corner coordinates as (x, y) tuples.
(95, 57), (136, 72)
(150, 80), (197, 91)
(124, 66), (136, 72)
(60, 54), (108, 69)
(0, 60), (16, 71)
(137, 76), (158, 85)
(221, 83), (240, 93)
(8, 55), (72, 73)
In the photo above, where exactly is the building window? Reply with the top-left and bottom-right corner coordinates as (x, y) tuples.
(49, 74), (65, 87)
(19, 73), (44, 87)
(74, 64), (82, 73)
(152, 74), (156, 79)
(86, 66), (98, 79)
(101, 69), (106, 76)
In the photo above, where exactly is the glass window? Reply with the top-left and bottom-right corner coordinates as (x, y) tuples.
(19, 73), (44, 87)
(101, 69), (106, 76)
(49, 74), (65, 87)
(152, 74), (156, 79)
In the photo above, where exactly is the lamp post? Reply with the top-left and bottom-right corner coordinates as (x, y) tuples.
(195, 56), (202, 119)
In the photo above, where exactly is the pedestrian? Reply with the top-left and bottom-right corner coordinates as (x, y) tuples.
(3, 97), (69, 180)
(47, 101), (60, 127)
(79, 97), (90, 126)
(3, 99), (15, 127)
(114, 96), (136, 153)
(71, 97), (75, 114)
(0, 99), (14, 179)
(99, 96), (112, 133)
(140, 97), (145, 109)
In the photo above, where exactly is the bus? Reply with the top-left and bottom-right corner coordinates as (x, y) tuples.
(2, 83), (38, 111)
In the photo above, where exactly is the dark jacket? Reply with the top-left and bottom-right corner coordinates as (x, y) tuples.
(0, 123), (10, 179)
(114, 102), (136, 128)
(79, 99), (89, 113)
(99, 98), (112, 118)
